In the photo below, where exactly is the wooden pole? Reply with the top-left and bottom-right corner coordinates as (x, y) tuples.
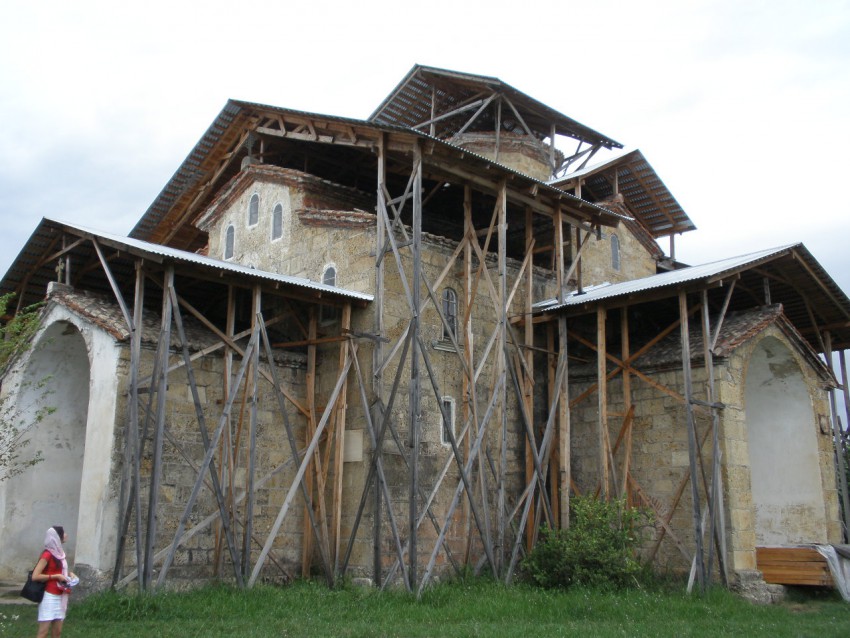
(243, 286), (261, 580)
(575, 226), (583, 294)
(374, 134), (386, 585)
(463, 184), (475, 563)
(597, 307), (609, 499)
(112, 259), (145, 588)
(498, 179), (508, 574)
(555, 208), (571, 529)
(408, 143), (423, 588)
(302, 308), (318, 577)
(332, 304), (351, 573)
(143, 265), (174, 588)
(620, 309), (632, 502)
(826, 334), (850, 540)
(524, 207), (536, 549)
(679, 291), (706, 591)
(701, 290), (728, 586)
(215, 285), (237, 575)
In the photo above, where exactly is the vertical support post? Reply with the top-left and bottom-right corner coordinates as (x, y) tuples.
(430, 86), (437, 138)
(620, 309), (632, 502)
(302, 308), (318, 577)
(494, 98), (502, 163)
(408, 142), (423, 589)
(463, 184), (474, 560)
(597, 307), (609, 499)
(214, 285), (238, 575)
(826, 334), (850, 540)
(701, 290), (728, 585)
(575, 226), (583, 295)
(144, 264), (174, 588)
(373, 134), (387, 585)
(497, 179), (509, 574)
(243, 285), (261, 580)
(131, 262), (145, 587)
(840, 350), (850, 541)
(558, 315), (570, 528)
(554, 205), (571, 529)
(679, 291), (706, 591)
(549, 123), (557, 176)
(524, 207), (536, 548)
(112, 259), (145, 588)
(332, 303), (352, 573)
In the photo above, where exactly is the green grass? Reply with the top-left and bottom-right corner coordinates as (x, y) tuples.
(1, 579), (847, 637)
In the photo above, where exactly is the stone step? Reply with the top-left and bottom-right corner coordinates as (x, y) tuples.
(0, 583), (34, 605)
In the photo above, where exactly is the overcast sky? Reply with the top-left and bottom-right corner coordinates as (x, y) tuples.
(1, 0), (849, 295)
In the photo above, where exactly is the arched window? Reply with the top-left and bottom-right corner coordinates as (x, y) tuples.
(320, 265), (338, 324)
(224, 225), (235, 260)
(248, 193), (259, 226)
(272, 203), (283, 240)
(440, 396), (456, 446)
(611, 234), (620, 271)
(441, 288), (458, 341)
(323, 265), (336, 287)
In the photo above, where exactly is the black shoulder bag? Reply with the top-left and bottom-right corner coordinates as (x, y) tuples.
(20, 555), (55, 603)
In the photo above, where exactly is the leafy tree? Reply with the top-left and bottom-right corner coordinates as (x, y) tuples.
(0, 292), (51, 482)
(522, 496), (652, 590)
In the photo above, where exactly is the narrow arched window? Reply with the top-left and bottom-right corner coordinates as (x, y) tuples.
(611, 234), (620, 271)
(248, 193), (259, 226)
(323, 265), (337, 287)
(272, 203), (283, 240)
(320, 265), (338, 324)
(441, 288), (458, 341)
(440, 396), (456, 446)
(224, 225), (235, 260)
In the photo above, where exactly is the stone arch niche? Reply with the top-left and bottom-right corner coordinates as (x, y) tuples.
(744, 335), (827, 545)
(0, 320), (89, 575)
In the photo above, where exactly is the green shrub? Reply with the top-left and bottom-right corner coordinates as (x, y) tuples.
(522, 496), (651, 590)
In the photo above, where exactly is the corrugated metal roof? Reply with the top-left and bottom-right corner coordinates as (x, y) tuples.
(7, 217), (373, 303)
(540, 244), (800, 312)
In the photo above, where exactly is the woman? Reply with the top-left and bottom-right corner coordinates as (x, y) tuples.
(31, 526), (77, 638)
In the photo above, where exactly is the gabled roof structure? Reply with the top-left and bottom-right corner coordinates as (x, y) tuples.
(551, 149), (696, 238)
(127, 99), (629, 262)
(370, 65), (622, 152)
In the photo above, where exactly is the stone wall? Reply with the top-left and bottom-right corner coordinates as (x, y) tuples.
(578, 223), (658, 286)
(110, 333), (311, 585)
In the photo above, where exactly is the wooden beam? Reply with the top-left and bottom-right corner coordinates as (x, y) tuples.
(679, 291), (706, 592)
(597, 307), (609, 499)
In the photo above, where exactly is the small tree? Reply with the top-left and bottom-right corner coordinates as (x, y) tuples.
(0, 292), (51, 482)
(522, 496), (652, 590)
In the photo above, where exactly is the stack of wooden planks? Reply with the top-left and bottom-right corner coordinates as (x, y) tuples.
(756, 546), (834, 586)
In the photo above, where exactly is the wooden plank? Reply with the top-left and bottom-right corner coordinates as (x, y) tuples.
(755, 547), (834, 586)
(756, 547), (823, 560)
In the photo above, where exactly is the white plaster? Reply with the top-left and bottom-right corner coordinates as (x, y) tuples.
(744, 335), (827, 544)
(0, 303), (122, 579)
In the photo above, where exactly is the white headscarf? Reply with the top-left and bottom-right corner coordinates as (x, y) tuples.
(44, 527), (68, 576)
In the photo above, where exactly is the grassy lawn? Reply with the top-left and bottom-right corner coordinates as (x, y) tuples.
(1, 579), (847, 637)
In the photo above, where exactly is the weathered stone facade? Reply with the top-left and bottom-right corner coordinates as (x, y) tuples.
(2, 66), (845, 597)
